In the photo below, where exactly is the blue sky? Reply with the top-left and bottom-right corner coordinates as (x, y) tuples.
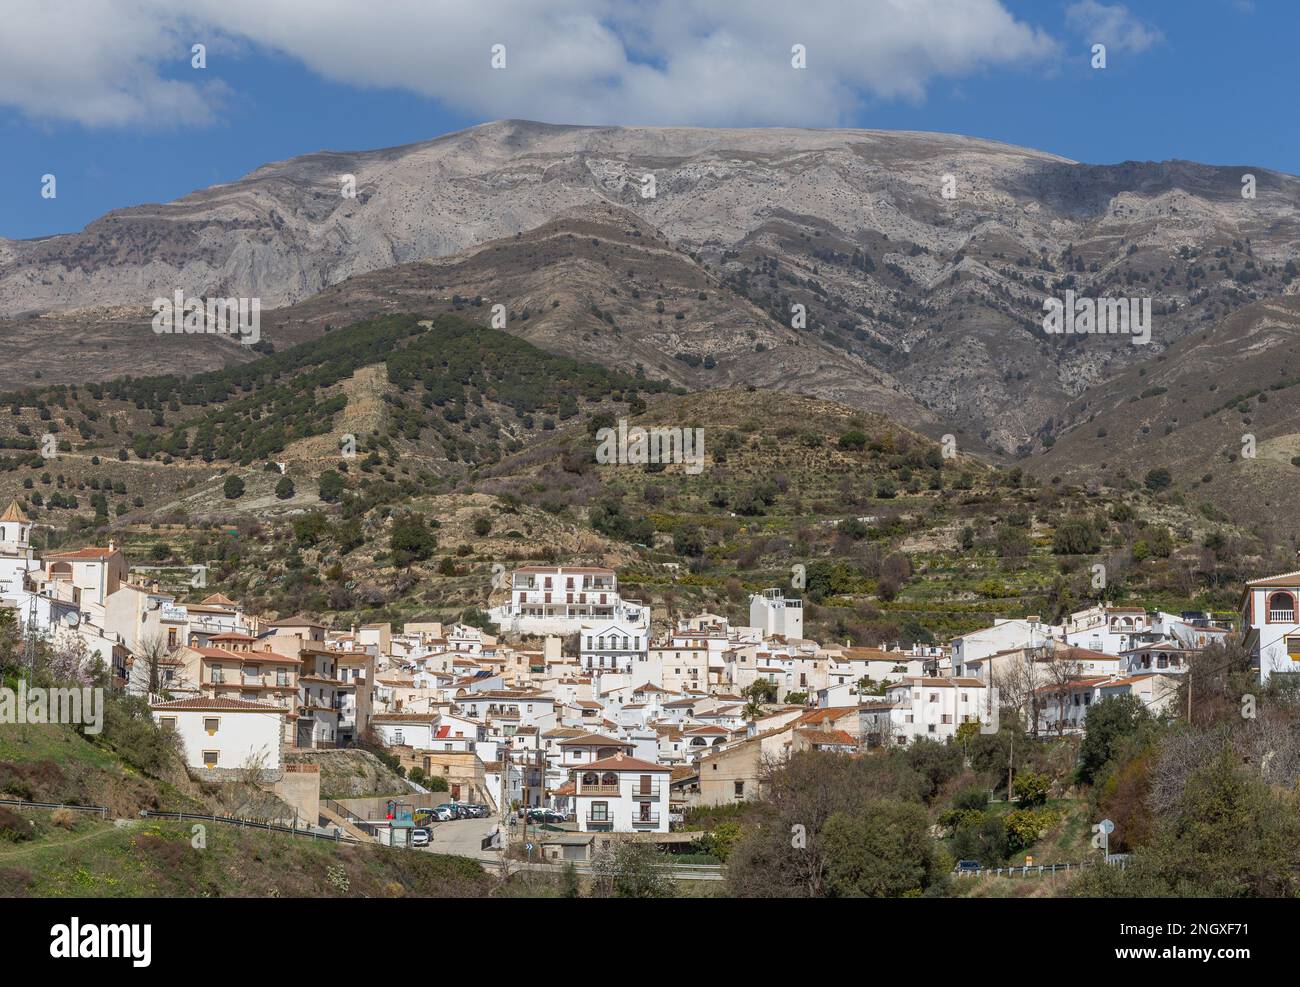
(2, 0), (1294, 240)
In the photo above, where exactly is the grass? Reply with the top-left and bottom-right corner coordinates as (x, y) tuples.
(0, 812), (495, 898)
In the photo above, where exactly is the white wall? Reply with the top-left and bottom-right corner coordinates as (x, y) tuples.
(155, 708), (283, 771)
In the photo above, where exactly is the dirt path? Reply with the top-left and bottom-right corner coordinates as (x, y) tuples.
(0, 821), (126, 861)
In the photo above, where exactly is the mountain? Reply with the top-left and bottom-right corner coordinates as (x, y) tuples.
(3, 119), (1299, 488)
(0, 314), (1252, 641)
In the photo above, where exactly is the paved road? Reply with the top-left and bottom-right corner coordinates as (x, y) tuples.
(426, 816), (497, 858)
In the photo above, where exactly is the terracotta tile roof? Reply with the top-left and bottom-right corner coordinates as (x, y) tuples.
(574, 753), (669, 773)
(268, 613), (325, 628)
(151, 696), (284, 712)
(0, 500), (28, 523)
(796, 728), (857, 746)
(47, 546), (119, 560)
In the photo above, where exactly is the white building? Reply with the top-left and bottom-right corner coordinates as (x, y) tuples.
(490, 566), (647, 636)
(951, 617), (1052, 671)
(1240, 571), (1300, 683)
(860, 677), (988, 746)
(151, 696), (284, 772)
(0, 500), (39, 607)
(571, 754), (672, 833)
(749, 588), (803, 640)
(580, 619), (648, 673)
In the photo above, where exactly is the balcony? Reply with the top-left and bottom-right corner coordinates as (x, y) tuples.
(585, 812), (614, 828)
(577, 784), (621, 796)
(630, 784), (661, 799)
(1269, 610), (1296, 623)
(631, 812), (661, 827)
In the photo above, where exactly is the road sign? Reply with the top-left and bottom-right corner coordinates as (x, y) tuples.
(1098, 819), (1114, 834)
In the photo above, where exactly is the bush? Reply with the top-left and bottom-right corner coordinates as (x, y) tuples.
(952, 786), (990, 812)
(222, 475), (245, 500)
(1012, 771), (1050, 807)
(1004, 807), (1060, 854)
(0, 808), (34, 843)
(50, 808), (77, 830)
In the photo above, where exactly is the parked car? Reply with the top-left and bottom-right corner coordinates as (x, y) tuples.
(955, 859), (981, 873)
(431, 804), (456, 822)
(410, 827), (430, 848)
(413, 808), (435, 826)
(469, 804), (491, 818)
(526, 808), (566, 824)
(450, 803), (472, 819)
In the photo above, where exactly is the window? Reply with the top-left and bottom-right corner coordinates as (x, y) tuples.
(203, 718), (219, 735)
(160, 717), (177, 731)
(202, 751), (219, 768)
(589, 802), (609, 822)
(734, 781), (744, 797)
(1287, 637), (1300, 657)
(210, 667), (223, 684)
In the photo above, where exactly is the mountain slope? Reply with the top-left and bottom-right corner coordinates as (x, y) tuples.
(3, 119), (1299, 474)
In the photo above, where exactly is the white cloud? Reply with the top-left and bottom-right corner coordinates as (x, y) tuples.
(1065, 1), (1164, 54)
(0, 0), (1059, 128)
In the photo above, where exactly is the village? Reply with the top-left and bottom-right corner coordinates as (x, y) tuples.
(0, 497), (1290, 867)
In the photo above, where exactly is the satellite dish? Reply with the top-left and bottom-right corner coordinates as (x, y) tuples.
(64, 611), (80, 628)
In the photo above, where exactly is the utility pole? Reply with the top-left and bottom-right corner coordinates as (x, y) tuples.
(1007, 732), (1014, 801)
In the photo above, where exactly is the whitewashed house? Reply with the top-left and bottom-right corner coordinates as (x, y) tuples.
(1240, 571), (1300, 683)
(572, 754), (672, 833)
(152, 696), (284, 773)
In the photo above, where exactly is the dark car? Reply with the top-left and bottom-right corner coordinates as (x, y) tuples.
(527, 808), (567, 824)
(955, 859), (982, 873)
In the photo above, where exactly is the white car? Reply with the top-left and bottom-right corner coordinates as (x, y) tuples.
(410, 827), (431, 847)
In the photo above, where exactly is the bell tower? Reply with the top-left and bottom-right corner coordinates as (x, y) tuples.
(0, 500), (32, 558)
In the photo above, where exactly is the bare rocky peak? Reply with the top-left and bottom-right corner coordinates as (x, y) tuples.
(0, 117), (1229, 318)
(3, 119), (1298, 460)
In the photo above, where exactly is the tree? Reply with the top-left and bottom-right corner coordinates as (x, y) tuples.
(222, 475), (244, 500)
(1043, 654), (1084, 736)
(560, 862), (582, 898)
(1143, 467), (1172, 492)
(1077, 695), (1151, 784)
(726, 749), (944, 896)
(821, 800), (943, 897)
(1012, 770), (1050, 807)
(903, 739), (963, 801)
(1052, 518), (1100, 555)
(274, 476), (295, 500)
(589, 841), (677, 898)
(390, 514), (437, 567)
(133, 633), (182, 696)
(1072, 751), (1300, 897)
(319, 469), (345, 503)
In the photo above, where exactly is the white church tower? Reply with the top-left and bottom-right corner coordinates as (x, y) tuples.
(0, 500), (38, 605)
